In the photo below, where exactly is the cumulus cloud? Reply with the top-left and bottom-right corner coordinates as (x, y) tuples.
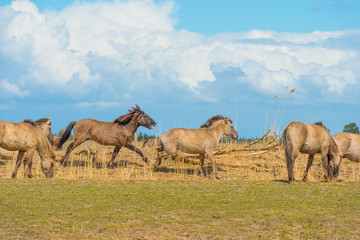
(0, 0), (359, 104)
(0, 79), (30, 97)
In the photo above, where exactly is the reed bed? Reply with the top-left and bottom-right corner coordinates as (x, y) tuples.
(0, 139), (359, 181)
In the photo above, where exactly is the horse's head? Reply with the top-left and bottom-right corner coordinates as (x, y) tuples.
(25, 118), (55, 145)
(138, 112), (157, 130)
(328, 139), (342, 178)
(41, 152), (55, 178)
(328, 152), (342, 178)
(223, 118), (238, 140)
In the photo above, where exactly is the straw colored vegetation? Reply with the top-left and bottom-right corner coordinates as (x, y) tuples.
(0, 138), (359, 181)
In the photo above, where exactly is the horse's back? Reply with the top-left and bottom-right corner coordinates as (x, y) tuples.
(0, 120), (40, 151)
(160, 127), (214, 154)
(284, 121), (331, 154)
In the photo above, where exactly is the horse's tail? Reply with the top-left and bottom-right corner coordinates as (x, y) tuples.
(57, 121), (77, 150)
(282, 125), (294, 178)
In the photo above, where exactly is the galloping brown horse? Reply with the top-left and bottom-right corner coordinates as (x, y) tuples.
(333, 132), (360, 163)
(57, 105), (156, 167)
(153, 115), (238, 179)
(282, 121), (341, 183)
(0, 119), (55, 178)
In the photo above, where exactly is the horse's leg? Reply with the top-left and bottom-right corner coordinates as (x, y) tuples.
(124, 142), (150, 164)
(11, 151), (26, 179)
(286, 150), (298, 183)
(152, 151), (163, 169)
(321, 151), (332, 181)
(24, 150), (34, 178)
(60, 139), (84, 166)
(198, 153), (207, 176)
(107, 146), (122, 169)
(207, 150), (220, 179)
(302, 154), (314, 182)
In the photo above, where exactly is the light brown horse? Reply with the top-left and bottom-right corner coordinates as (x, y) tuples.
(282, 121), (341, 183)
(57, 105), (156, 168)
(0, 120), (55, 178)
(153, 115), (238, 179)
(17, 118), (55, 178)
(333, 132), (360, 163)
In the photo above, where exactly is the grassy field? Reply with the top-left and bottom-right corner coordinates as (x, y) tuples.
(0, 180), (359, 239)
(0, 140), (359, 239)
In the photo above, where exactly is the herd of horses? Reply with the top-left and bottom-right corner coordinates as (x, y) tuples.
(0, 105), (359, 182)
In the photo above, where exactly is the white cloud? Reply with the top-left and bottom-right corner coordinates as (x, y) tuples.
(0, 79), (30, 97)
(0, 0), (359, 102)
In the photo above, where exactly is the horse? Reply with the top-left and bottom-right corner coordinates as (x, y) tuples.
(333, 132), (360, 163)
(0, 119), (55, 178)
(17, 118), (55, 178)
(153, 115), (238, 179)
(57, 105), (156, 168)
(282, 121), (341, 183)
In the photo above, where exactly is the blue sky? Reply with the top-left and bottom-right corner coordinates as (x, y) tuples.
(0, 0), (360, 138)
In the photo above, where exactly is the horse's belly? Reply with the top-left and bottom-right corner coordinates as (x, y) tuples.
(345, 146), (360, 162)
(300, 141), (320, 155)
(177, 145), (204, 154)
(0, 141), (27, 151)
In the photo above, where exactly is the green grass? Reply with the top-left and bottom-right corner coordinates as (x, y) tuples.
(0, 180), (359, 239)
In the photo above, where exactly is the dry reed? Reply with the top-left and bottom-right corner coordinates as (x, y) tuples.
(1, 139), (359, 182)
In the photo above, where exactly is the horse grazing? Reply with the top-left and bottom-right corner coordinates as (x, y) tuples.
(333, 132), (360, 163)
(153, 115), (238, 179)
(282, 121), (341, 183)
(18, 118), (55, 178)
(0, 119), (55, 178)
(57, 105), (156, 168)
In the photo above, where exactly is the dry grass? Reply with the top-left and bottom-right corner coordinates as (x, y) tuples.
(1, 139), (359, 182)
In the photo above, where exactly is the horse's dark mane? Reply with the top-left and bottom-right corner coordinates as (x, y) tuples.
(23, 118), (51, 126)
(314, 121), (329, 131)
(200, 115), (232, 128)
(314, 121), (324, 126)
(113, 104), (145, 125)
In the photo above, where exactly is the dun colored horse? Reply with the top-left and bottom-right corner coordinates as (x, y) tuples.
(153, 115), (238, 179)
(18, 118), (55, 178)
(57, 105), (156, 167)
(282, 121), (341, 183)
(333, 132), (360, 163)
(0, 119), (55, 178)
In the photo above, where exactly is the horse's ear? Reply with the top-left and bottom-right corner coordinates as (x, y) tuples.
(46, 119), (51, 126)
(225, 119), (229, 124)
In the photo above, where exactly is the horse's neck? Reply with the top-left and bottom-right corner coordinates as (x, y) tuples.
(36, 136), (51, 158)
(210, 124), (226, 142)
(123, 118), (140, 136)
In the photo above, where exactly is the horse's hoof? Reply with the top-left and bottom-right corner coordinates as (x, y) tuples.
(302, 178), (308, 182)
(11, 173), (17, 179)
(27, 174), (34, 179)
(215, 175), (221, 180)
(288, 179), (295, 184)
